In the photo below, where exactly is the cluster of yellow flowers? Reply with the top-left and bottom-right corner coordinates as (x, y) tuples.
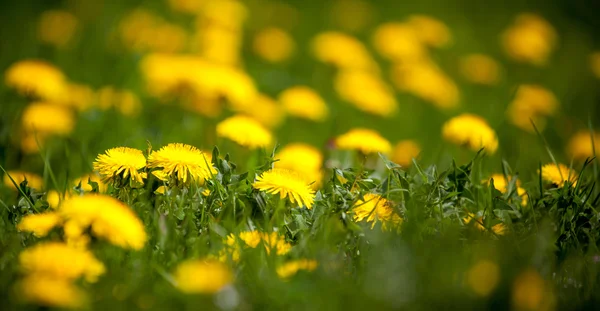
(353, 193), (403, 232)
(222, 230), (292, 261)
(485, 174), (528, 206)
(506, 84), (559, 133)
(501, 14), (557, 66)
(118, 9), (188, 53)
(442, 114), (499, 154)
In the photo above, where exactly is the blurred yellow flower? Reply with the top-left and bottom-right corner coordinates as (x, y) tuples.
(167, 0), (204, 14)
(21, 102), (75, 136)
(16, 275), (87, 309)
(279, 86), (328, 122)
(442, 114), (498, 154)
(216, 115), (273, 149)
(97, 87), (142, 117)
(60, 194), (147, 250)
(174, 259), (233, 294)
(228, 230), (292, 256)
(93, 147), (147, 186)
(20, 133), (44, 154)
(275, 143), (323, 189)
(459, 54), (501, 85)
(335, 70), (397, 117)
(119, 9), (187, 53)
(501, 13), (557, 66)
(3, 171), (43, 191)
(312, 32), (379, 72)
(65, 83), (95, 111)
(591, 52), (600, 79)
(253, 27), (295, 63)
(335, 128), (392, 155)
(464, 213), (507, 236)
(200, 0), (247, 30)
(253, 168), (315, 209)
(38, 10), (78, 48)
(148, 143), (216, 184)
(391, 61), (459, 109)
(466, 260), (500, 297)
(406, 15), (452, 48)
(277, 259), (318, 279)
(19, 242), (105, 282)
(236, 230), (262, 248)
(506, 85), (558, 133)
(195, 24), (242, 65)
(512, 269), (554, 311)
(17, 213), (62, 237)
(353, 193), (402, 231)
(372, 22), (427, 63)
(567, 130), (600, 161)
(540, 163), (577, 187)
(486, 174), (528, 206)
(391, 140), (421, 167)
(231, 94), (284, 128)
(4, 60), (67, 101)
(73, 173), (107, 193)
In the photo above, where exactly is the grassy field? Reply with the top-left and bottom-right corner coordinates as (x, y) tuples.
(1, 0), (600, 310)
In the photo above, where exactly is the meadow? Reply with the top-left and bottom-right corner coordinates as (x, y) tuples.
(1, 0), (600, 310)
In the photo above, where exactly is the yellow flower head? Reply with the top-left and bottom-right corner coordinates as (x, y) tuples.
(275, 143), (323, 189)
(459, 54), (501, 85)
(392, 140), (421, 167)
(512, 269), (555, 311)
(60, 195), (147, 250)
(231, 94), (285, 128)
(540, 163), (577, 187)
(173, 259), (233, 294)
(486, 174), (528, 206)
(19, 242), (105, 282)
(253, 168), (315, 209)
(38, 10), (78, 48)
(501, 13), (557, 66)
(335, 70), (398, 116)
(442, 114), (498, 154)
(311, 32), (379, 72)
(17, 212), (62, 237)
(15, 275), (87, 309)
(277, 259), (318, 279)
(22, 102), (75, 136)
(591, 52), (600, 79)
(406, 15), (452, 48)
(353, 193), (402, 231)
(253, 27), (295, 63)
(567, 131), (600, 161)
(372, 22), (427, 63)
(464, 213), (507, 236)
(73, 173), (107, 193)
(97, 87), (142, 117)
(506, 84), (558, 133)
(148, 143), (217, 184)
(227, 230), (292, 256)
(3, 171), (44, 191)
(335, 128), (392, 155)
(46, 190), (71, 209)
(467, 260), (500, 297)
(391, 61), (459, 109)
(93, 147), (147, 186)
(216, 115), (273, 149)
(279, 86), (329, 122)
(4, 60), (67, 101)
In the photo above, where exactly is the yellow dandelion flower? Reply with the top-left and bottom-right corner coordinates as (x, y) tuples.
(467, 260), (500, 297)
(22, 102), (75, 136)
(406, 15), (452, 48)
(19, 242), (105, 282)
(278, 86), (328, 122)
(335, 128), (392, 155)
(237, 231), (262, 248)
(93, 147), (147, 186)
(73, 173), (107, 193)
(228, 230), (292, 256)
(567, 131), (600, 161)
(335, 70), (398, 116)
(253, 168), (315, 209)
(591, 52), (600, 79)
(486, 174), (528, 206)
(60, 194), (147, 250)
(277, 259), (318, 279)
(20, 132), (45, 154)
(540, 163), (577, 187)
(38, 10), (78, 48)
(4, 171), (44, 191)
(148, 143), (216, 184)
(329, 0), (374, 32)
(4, 60), (67, 101)
(391, 140), (421, 167)
(353, 193), (402, 231)
(311, 31), (379, 72)
(391, 61), (460, 109)
(501, 13), (557, 66)
(442, 114), (498, 154)
(464, 214), (508, 236)
(372, 22), (427, 63)
(506, 85), (558, 133)
(231, 94), (285, 128)
(173, 259), (233, 294)
(16, 275), (87, 309)
(216, 115), (273, 149)
(512, 269), (554, 311)
(459, 54), (501, 85)
(17, 212), (62, 237)
(253, 27), (295, 63)
(46, 190), (71, 209)
(65, 83), (95, 111)
(275, 143), (323, 189)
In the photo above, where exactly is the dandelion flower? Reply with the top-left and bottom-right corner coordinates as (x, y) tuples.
(230, 94), (284, 128)
(392, 140), (421, 167)
(540, 163), (577, 187)
(464, 213), (508, 236)
(567, 131), (600, 161)
(38, 10), (78, 48)
(442, 114), (498, 154)
(406, 15), (452, 48)
(311, 32), (379, 72)
(372, 23), (427, 63)
(512, 269), (553, 311)
(46, 190), (71, 209)
(335, 128), (392, 155)
(353, 193), (402, 231)
(253, 168), (315, 209)
(73, 172), (107, 192)
(467, 260), (500, 297)
(486, 174), (528, 206)
(17, 212), (62, 237)
(60, 195), (147, 250)
(278, 86), (328, 122)
(148, 143), (217, 184)
(22, 102), (75, 136)
(173, 259), (233, 294)
(501, 13), (557, 66)
(277, 259), (318, 279)
(19, 242), (105, 282)
(16, 275), (87, 309)
(275, 143), (323, 188)
(228, 230), (292, 256)
(253, 27), (295, 63)
(3, 171), (44, 191)
(506, 85), (558, 132)
(93, 147), (147, 186)
(335, 70), (398, 117)
(391, 61), (460, 109)
(217, 115), (273, 149)
(591, 52), (600, 79)
(459, 54), (501, 85)
(4, 60), (67, 101)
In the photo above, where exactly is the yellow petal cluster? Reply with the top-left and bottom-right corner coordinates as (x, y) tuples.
(232, 94), (285, 128)
(335, 70), (397, 117)
(540, 163), (577, 187)
(16, 275), (87, 309)
(372, 23), (427, 63)
(173, 259), (233, 294)
(353, 193), (402, 231)
(253, 27), (295, 63)
(216, 115), (273, 149)
(486, 174), (528, 206)
(501, 13), (557, 66)
(253, 168), (315, 209)
(38, 10), (78, 48)
(275, 143), (323, 189)
(311, 32), (379, 72)
(148, 143), (217, 184)
(406, 15), (452, 48)
(442, 114), (498, 154)
(279, 86), (329, 122)
(466, 260), (500, 297)
(335, 128), (392, 155)
(506, 85), (558, 133)
(17, 213), (62, 237)
(119, 9), (187, 53)
(3, 171), (44, 191)
(21, 102), (75, 136)
(459, 54), (501, 86)
(566, 131), (600, 161)
(73, 173), (107, 193)
(391, 140), (421, 167)
(227, 230), (292, 256)
(512, 269), (554, 311)
(391, 61), (459, 109)
(277, 259), (318, 279)
(93, 147), (147, 186)
(4, 60), (67, 101)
